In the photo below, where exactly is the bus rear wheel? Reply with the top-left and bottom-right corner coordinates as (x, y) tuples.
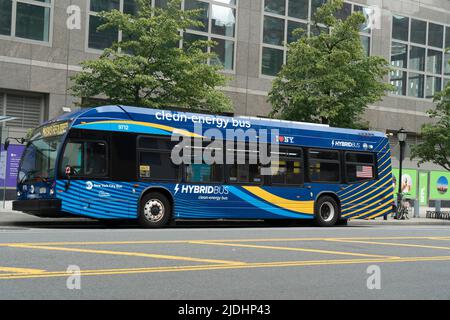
(138, 192), (172, 228)
(314, 196), (339, 227)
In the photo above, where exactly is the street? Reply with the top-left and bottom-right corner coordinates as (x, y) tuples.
(1, 211), (450, 300)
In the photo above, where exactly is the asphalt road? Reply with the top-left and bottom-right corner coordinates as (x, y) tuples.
(1, 211), (450, 300)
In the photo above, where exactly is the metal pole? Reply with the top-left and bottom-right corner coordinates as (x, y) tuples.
(397, 140), (404, 207)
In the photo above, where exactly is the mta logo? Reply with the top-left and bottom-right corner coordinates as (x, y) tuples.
(85, 181), (93, 190)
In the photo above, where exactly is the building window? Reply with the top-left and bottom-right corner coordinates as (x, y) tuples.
(182, 0), (237, 71)
(0, 0), (52, 43)
(88, 1), (237, 71)
(0, 92), (44, 129)
(261, 1), (372, 77)
(390, 15), (449, 99)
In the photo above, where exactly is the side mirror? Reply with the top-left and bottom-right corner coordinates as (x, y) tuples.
(4, 139), (10, 151)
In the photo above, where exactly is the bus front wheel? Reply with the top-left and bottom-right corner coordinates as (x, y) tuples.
(138, 192), (172, 228)
(314, 196), (339, 227)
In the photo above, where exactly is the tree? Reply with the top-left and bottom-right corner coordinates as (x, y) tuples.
(411, 89), (450, 171)
(71, 0), (232, 113)
(268, 0), (392, 128)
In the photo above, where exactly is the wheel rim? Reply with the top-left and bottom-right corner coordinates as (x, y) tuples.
(320, 202), (335, 222)
(143, 199), (165, 223)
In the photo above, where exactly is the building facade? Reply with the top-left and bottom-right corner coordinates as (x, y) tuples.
(0, 0), (449, 201)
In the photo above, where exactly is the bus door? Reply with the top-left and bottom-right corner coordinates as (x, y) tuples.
(60, 139), (130, 218)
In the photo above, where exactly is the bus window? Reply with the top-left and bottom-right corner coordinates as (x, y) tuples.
(60, 141), (108, 177)
(308, 149), (340, 183)
(271, 148), (302, 185)
(228, 164), (262, 184)
(345, 152), (376, 183)
(139, 151), (179, 181)
(186, 163), (224, 183)
(138, 136), (178, 150)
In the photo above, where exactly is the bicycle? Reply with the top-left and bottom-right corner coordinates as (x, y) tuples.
(392, 193), (410, 220)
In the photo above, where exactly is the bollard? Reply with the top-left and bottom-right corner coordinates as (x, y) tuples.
(414, 199), (420, 218)
(436, 200), (441, 213)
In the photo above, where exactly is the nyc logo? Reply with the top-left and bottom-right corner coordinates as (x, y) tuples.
(276, 135), (294, 144)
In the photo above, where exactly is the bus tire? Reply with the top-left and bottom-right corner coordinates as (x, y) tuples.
(314, 196), (339, 227)
(138, 192), (172, 228)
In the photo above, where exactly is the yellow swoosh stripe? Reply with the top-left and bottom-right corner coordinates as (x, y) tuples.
(343, 194), (393, 218)
(79, 120), (203, 138)
(243, 186), (314, 214)
(342, 178), (392, 210)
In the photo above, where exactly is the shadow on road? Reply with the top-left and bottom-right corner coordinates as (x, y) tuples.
(0, 216), (355, 230)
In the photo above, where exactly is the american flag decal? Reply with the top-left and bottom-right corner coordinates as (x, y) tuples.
(356, 165), (373, 178)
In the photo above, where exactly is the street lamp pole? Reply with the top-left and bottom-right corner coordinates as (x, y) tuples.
(397, 128), (407, 207)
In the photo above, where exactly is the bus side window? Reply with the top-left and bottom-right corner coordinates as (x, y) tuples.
(345, 152), (376, 183)
(60, 141), (108, 177)
(139, 151), (179, 181)
(271, 148), (302, 185)
(308, 149), (340, 183)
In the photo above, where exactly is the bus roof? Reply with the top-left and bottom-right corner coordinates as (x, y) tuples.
(45, 105), (389, 152)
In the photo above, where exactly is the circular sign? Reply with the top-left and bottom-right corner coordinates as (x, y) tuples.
(437, 176), (448, 195)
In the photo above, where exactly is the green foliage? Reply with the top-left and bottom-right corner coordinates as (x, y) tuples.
(71, 0), (232, 113)
(268, 0), (393, 128)
(411, 88), (450, 171)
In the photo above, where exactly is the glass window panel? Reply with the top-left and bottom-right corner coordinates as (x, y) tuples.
(139, 152), (178, 180)
(262, 47), (284, 76)
(229, 164), (262, 184)
(346, 153), (374, 164)
(61, 141), (108, 178)
(90, 0), (120, 12)
(391, 42), (408, 68)
(409, 46), (425, 72)
(138, 137), (178, 150)
(361, 35), (370, 56)
(264, 0), (285, 15)
(411, 19), (426, 45)
(392, 15), (409, 41)
(335, 2), (351, 20)
(446, 26), (450, 49)
(408, 72), (425, 98)
(428, 23), (444, 48)
(426, 76), (442, 99)
(185, 0), (209, 32)
(309, 162), (340, 183)
(444, 78), (450, 90)
(88, 15), (119, 50)
(214, 0), (236, 5)
(287, 21), (307, 44)
(0, 0), (12, 36)
(186, 163), (223, 183)
(271, 159), (302, 185)
(354, 5), (372, 33)
(310, 25), (328, 37)
(211, 38), (234, 70)
(211, 5), (235, 37)
(311, 0), (326, 17)
(15, 3), (50, 42)
(183, 32), (208, 52)
(390, 70), (407, 96)
(263, 16), (285, 46)
(444, 53), (450, 76)
(309, 150), (339, 161)
(123, 0), (138, 15)
(154, 0), (169, 8)
(427, 49), (443, 75)
(288, 0), (308, 20)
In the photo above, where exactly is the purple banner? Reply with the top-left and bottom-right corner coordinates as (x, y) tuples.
(0, 144), (25, 188)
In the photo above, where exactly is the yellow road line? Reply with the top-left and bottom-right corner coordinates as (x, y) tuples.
(326, 239), (450, 251)
(8, 244), (244, 265)
(189, 241), (399, 259)
(0, 267), (45, 274)
(2, 256), (450, 280)
(2, 236), (450, 247)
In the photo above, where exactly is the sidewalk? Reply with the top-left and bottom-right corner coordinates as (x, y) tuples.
(350, 217), (450, 226)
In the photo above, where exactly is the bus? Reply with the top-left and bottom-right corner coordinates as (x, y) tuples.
(11, 105), (394, 227)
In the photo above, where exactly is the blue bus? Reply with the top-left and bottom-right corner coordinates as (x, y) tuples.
(12, 105), (394, 227)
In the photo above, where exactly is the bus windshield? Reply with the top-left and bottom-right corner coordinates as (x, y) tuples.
(18, 135), (63, 184)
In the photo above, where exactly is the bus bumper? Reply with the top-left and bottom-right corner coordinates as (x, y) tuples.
(12, 199), (62, 217)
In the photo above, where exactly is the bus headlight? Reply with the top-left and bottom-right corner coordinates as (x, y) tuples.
(29, 185), (35, 194)
(49, 188), (54, 195)
(17, 191), (21, 197)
